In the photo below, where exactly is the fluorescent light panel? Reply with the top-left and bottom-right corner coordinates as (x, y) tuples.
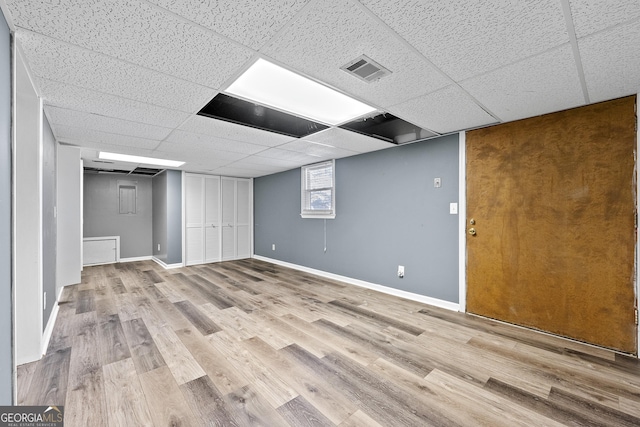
(226, 59), (377, 126)
(98, 152), (184, 168)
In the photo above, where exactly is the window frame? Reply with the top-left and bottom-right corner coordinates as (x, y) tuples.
(300, 159), (336, 219)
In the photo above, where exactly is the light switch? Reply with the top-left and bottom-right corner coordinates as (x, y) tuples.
(450, 203), (458, 214)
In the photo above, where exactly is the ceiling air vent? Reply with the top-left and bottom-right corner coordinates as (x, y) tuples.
(341, 55), (391, 83)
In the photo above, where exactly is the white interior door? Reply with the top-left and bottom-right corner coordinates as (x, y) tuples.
(236, 179), (251, 259)
(221, 177), (236, 261)
(185, 174), (204, 265)
(204, 176), (221, 263)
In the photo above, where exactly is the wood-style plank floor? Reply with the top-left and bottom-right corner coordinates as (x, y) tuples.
(18, 259), (640, 426)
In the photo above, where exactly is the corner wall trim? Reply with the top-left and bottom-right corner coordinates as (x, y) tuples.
(253, 255), (459, 312)
(40, 300), (59, 357)
(152, 257), (182, 270)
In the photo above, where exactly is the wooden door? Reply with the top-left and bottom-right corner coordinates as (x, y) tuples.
(466, 96), (637, 354)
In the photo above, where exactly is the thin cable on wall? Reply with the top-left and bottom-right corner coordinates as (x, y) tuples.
(324, 219), (327, 253)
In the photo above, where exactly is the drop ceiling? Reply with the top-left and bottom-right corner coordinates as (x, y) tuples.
(2, 0), (639, 178)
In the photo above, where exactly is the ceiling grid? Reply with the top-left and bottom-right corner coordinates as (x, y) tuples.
(2, 0), (639, 176)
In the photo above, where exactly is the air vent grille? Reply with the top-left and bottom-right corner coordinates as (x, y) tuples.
(341, 55), (391, 83)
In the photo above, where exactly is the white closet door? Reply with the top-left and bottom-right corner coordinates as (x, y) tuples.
(236, 179), (251, 259)
(185, 174), (204, 265)
(221, 177), (236, 261)
(204, 176), (221, 263)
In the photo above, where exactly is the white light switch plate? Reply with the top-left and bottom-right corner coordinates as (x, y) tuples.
(450, 203), (458, 214)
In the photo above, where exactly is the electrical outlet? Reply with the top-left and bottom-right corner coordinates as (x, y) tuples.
(272, 244), (276, 251)
(398, 265), (404, 278)
(157, 243), (160, 251)
(434, 177), (441, 188)
(43, 292), (46, 310)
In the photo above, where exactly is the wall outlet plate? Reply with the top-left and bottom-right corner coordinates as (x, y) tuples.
(398, 265), (404, 278)
(272, 244), (276, 251)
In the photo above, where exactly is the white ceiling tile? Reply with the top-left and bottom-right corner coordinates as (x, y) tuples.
(7, 0), (254, 88)
(17, 31), (216, 113)
(55, 125), (162, 150)
(145, 0), (309, 50)
(300, 127), (395, 153)
(77, 143), (155, 159)
(579, 21), (640, 103)
(166, 130), (268, 155)
(388, 85), (497, 134)
(36, 78), (191, 128)
(178, 115), (296, 147)
(253, 147), (323, 164)
(569, 0), (640, 37)
(278, 139), (359, 160)
(154, 141), (248, 162)
(261, 0), (450, 109)
(45, 106), (173, 141)
(460, 44), (585, 123)
(207, 167), (265, 178)
(359, 0), (568, 81)
(223, 159), (289, 173)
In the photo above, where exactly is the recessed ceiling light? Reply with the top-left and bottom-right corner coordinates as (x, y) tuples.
(225, 58), (377, 126)
(98, 152), (185, 168)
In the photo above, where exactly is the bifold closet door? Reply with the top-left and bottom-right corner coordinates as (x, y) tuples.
(185, 174), (221, 266)
(221, 177), (236, 261)
(204, 176), (221, 263)
(221, 177), (252, 261)
(236, 179), (251, 259)
(185, 174), (204, 265)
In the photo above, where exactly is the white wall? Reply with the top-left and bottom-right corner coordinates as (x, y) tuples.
(56, 145), (82, 295)
(13, 47), (42, 365)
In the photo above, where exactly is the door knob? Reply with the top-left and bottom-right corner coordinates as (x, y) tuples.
(468, 228), (476, 236)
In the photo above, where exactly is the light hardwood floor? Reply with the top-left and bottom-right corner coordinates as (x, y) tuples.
(18, 259), (640, 426)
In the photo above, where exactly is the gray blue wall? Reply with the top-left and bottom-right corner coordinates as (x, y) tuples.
(152, 170), (182, 265)
(0, 8), (12, 405)
(84, 173), (153, 259)
(42, 116), (56, 330)
(254, 134), (460, 303)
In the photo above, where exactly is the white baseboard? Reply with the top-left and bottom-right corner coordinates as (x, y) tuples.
(119, 256), (153, 263)
(253, 255), (459, 312)
(41, 299), (59, 356)
(152, 257), (183, 270)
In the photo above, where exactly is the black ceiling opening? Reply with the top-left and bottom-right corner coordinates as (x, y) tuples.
(198, 93), (329, 138)
(340, 113), (435, 144)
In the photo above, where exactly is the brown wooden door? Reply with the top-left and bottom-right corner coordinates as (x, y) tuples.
(466, 96), (637, 354)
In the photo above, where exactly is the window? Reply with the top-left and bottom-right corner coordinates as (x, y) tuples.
(118, 181), (137, 214)
(301, 160), (335, 219)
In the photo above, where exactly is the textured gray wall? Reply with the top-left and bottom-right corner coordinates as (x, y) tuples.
(42, 116), (56, 330)
(255, 134), (460, 303)
(0, 9), (12, 404)
(84, 173), (153, 258)
(166, 170), (182, 264)
(152, 171), (168, 261)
